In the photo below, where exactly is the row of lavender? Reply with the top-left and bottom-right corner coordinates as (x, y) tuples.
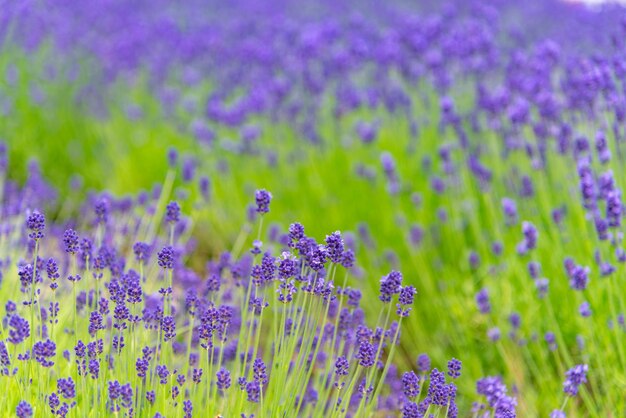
(0, 150), (540, 418)
(2, 0), (625, 134)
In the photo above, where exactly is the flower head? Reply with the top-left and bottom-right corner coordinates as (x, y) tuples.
(166, 201), (181, 224)
(255, 189), (272, 214)
(16, 401), (32, 418)
(379, 271), (403, 302)
(26, 211), (45, 240)
(564, 364), (588, 397)
(158, 246), (175, 269)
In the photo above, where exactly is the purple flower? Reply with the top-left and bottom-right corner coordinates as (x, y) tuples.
(182, 157), (195, 182)
(133, 242), (151, 262)
(94, 198), (109, 224)
(19, 264), (39, 292)
(427, 369), (448, 406)
(579, 302), (592, 318)
(569, 264), (590, 291)
(476, 288), (490, 314)
(594, 216), (608, 241)
(26, 211), (45, 240)
(8, 315), (30, 344)
(607, 191), (622, 228)
(48, 393), (60, 415)
(325, 231), (344, 264)
(488, 327), (501, 342)
(57, 377), (75, 399)
(192, 368), (203, 384)
(68, 274), (81, 283)
(0, 341), (10, 370)
(33, 339), (56, 367)
(255, 189), (272, 214)
(306, 245), (327, 272)
(87, 311), (104, 336)
(278, 279), (297, 304)
(197, 176), (211, 202)
(16, 401), (32, 418)
(183, 400), (193, 418)
(288, 223), (305, 243)
(156, 365), (170, 384)
(253, 359), (268, 385)
(402, 371), (420, 398)
(578, 159), (596, 210)
(379, 271), (403, 302)
(396, 285), (416, 317)
(63, 229), (79, 254)
(564, 364), (588, 397)
(157, 246), (175, 269)
(346, 288), (361, 307)
(107, 380), (133, 411)
(246, 380), (261, 403)
(402, 401), (419, 418)
(277, 253), (297, 280)
(520, 176), (534, 198)
(509, 313), (521, 329)
(535, 278), (549, 298)
(356, 341), (376, 368)
(501, 198), (518, 225)
(417, 354), (430, 373)
(596, 131), (611, 164)
(527, 262), (540, 279)
(46, 258), (60, 283)
(469, 251), (480, 270)
(518, 221), (538, 254)
(161, 316), (176, 341)
(447, 358), (461, 379)
(476, 376), (517, 413)
(408, 225), (424, 248)
(334, 356), (349, 379)
(217, 368), (231, 390)
(381, 152), (400, 194)
(545, 332), (557, 351)
(165, 201), (181, 224)
(492, 241), (503, 256)
(167, 148), (178, 167)
(136, 358), (149, 379)
(5, 301), (16, 314)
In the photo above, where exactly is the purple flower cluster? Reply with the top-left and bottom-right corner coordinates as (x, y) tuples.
(26, 211), (45, 240)
(563, 364), (588, 397)
(254, 189), (272, 214)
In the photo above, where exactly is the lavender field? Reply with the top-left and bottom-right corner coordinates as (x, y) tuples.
(0, 0), (625, 416)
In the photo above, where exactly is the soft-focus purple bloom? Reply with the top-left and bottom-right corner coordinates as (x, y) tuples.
(448, 358), (462, 379)
(417, 354), (430, 373)
(63, 229), (79, 254)
(16, 401), (32, 418)
(255, 190), (272, 214)
(476, 288), (490, 314)
(402, 371), (420, 398)
(165, 201), (181, 224)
